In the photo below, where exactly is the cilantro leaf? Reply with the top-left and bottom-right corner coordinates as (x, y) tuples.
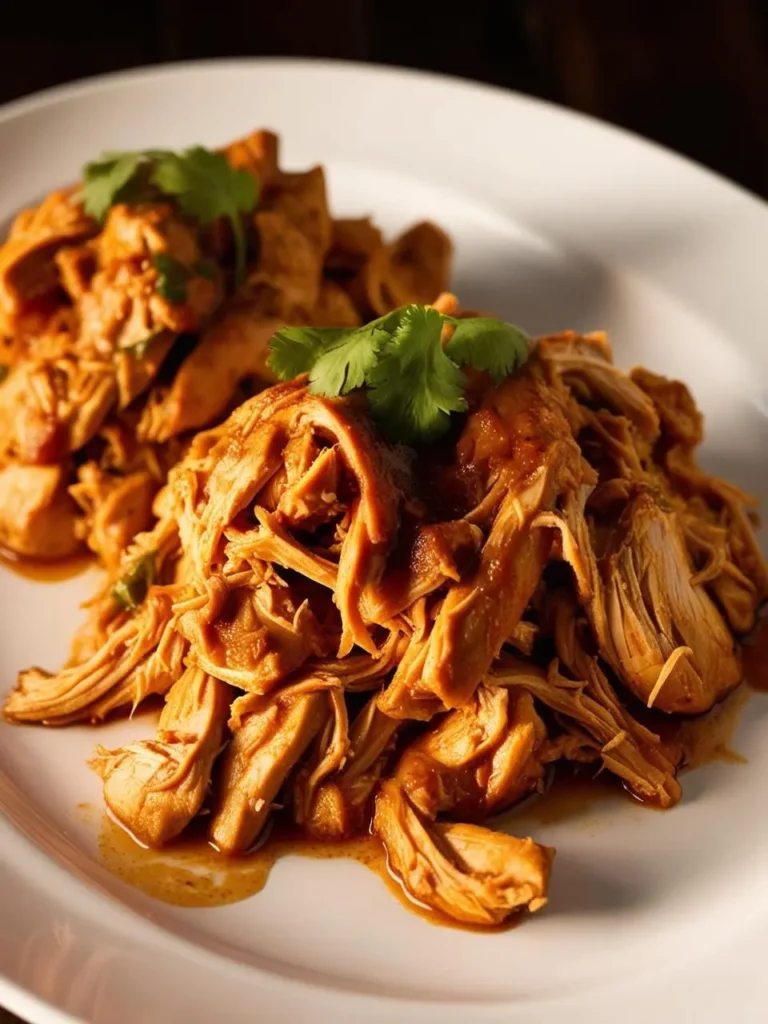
(151, 147), (257, 283)
(309, 325), (388, 396)
(112, 551), (156, 611)
(268, 315), (403, 396)
(80, 145), (259, 281)
(445, 317), (530, 383)
(153, 253), (190, 304)
(81, 152), (147, 220)
(268, 323), (382, 395)
(268, 326), (328, 381)
(367, 305), (467, 443)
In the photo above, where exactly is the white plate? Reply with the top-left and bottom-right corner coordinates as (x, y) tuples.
(1, 59), (767, 1024)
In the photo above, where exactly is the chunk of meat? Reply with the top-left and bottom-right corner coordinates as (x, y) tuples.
(355, 222), (453, 318)
(276, 445), (344, 528)
(386, 222), (454, 306)
(70, 465), (156, 571)
(325, 218), (384, 277)
(84, 627), (188, 725)
(78, 251), (217, 364)
(245, 210), (324, 317)
(0, 188), (96, 318)
(137, 306), (282, 442)
(367, 520), (484, 623)
(295, 396), (403, 657)
(373, 683), (551, 926)
(396, 685), (547, 820)
(374, 781), (552, 927)
(186, 388), (312, 577)
(227, 509), (338, 591)
(594, 488), (742, 713)
(114, 334), (177, 409)
(310, 280), (361, 327)
(0, 462), (81, 559)
(209, 678), (333, 853)
(223, 128), (280, 184)
(0, 354), (116, 465)
(90, 667), (230, 846)
(55, 243), (96, 301)
(633, 366), (768, 633)
(260, 166), (332, 256)
(297, 694), (400, 840)
(307, 631), (408, 692)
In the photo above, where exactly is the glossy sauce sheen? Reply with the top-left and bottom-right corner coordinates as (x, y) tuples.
(98, 815), (490, 928)
(0, 547), (94, 582)
(99, 816), (384, 908)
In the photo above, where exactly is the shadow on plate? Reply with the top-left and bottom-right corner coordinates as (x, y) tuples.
(454, 239), (616, 336)
(543, 852), (655, 918)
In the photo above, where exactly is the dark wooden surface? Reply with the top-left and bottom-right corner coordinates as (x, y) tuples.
(0, 3), (766, 1022)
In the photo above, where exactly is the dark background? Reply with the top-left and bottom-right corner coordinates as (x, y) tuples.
(2, 0), (768, 198)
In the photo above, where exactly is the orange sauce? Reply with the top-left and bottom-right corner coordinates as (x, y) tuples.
(674, 684), (750, 769)
(97, 814), (518, 930)
(0, 546), (94, 582)
(99, 815), (393, 909)
(508, 768), (628, 829)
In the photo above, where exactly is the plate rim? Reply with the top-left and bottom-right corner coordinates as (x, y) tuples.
(1, 54), (766, 217)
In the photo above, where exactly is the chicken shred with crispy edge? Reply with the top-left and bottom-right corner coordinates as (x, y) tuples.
(2, 137), (766, 930)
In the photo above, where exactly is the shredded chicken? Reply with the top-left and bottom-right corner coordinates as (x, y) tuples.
(2, 241), (764, 928)
(0, 128), (448, 564)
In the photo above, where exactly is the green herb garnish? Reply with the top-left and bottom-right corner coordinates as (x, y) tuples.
(267, 304), (529, 444)
(153, 253), (190, 304)
(81, 146), (258, 282)
(112, 551), (157, 611)
(80, 150), (163, 220)
(444, 316), (530, 383)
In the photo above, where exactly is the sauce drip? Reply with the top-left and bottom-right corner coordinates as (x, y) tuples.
(674, 684), (750, 769)
(507, 768), (628, 829)
(98, 814), (517, 931)
(99, 815), (386, 909)
(0, 546), (94, 582)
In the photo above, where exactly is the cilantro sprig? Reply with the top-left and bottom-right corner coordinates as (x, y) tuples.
(267, 304), (529, 444)
(81, 146), (258, 282)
